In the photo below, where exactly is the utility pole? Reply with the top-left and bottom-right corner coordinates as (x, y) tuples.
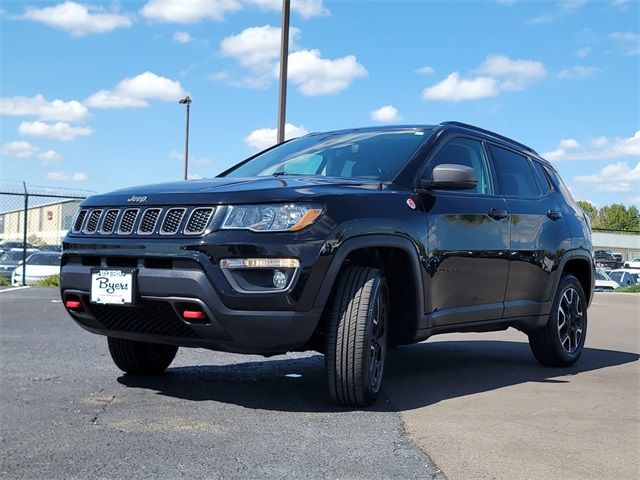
(277, 0), (291, 144)
(179, 96), (192, 180)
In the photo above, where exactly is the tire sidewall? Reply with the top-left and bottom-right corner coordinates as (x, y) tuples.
(362, 277), (389, 398)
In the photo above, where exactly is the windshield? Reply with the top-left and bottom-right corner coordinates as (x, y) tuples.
(221, 129), (431, 181)
(27, 253), (61, 266)
(0, 251), (23, 263)
(595, 268), (611, 281)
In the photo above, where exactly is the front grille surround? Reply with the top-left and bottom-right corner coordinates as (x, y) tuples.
(69, 206), (217, 238)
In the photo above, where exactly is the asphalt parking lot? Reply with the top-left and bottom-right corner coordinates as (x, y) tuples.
(1, 288), (638, 479)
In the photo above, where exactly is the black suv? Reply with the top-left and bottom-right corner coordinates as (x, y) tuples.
(61, 122), (594, 406)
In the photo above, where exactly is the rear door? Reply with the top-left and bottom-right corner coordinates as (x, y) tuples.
(420, 136), (511, 327)
(488, 144), (571, 319)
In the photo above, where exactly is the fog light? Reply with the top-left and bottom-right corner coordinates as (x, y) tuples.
(273, 270), (287, 289)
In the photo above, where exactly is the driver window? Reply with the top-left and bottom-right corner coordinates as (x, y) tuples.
(424, 138), (492, 194)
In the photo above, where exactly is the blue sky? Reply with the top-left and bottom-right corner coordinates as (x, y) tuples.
(1, 0), (639, 206)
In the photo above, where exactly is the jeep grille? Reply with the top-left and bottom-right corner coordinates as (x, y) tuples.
(69, 206), (216, 238)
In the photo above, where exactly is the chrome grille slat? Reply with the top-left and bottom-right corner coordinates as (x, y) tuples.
(160, 208), (186, 235)
(117, 208), (139, 235)
(84, 209), (103, 234)
(100, 209), (119, 234)
(72, 209), (88, 233)
(138, 208), (161, 235)
(185, 208), (214, 235)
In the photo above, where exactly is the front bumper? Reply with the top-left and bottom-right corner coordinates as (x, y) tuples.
(60, 236), (329, 354)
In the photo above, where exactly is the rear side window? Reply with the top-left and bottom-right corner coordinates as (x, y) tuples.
(532, 161), (553, 194)
(489, 145), (540, 197)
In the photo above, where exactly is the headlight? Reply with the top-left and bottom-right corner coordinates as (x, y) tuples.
(221, 204), (323, 232)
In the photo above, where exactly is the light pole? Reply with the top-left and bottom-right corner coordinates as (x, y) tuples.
(277, 0), (290, 144)
(179, 96), (192, 180)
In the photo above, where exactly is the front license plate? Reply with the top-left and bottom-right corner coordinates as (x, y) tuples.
(90, 269), (135, 305)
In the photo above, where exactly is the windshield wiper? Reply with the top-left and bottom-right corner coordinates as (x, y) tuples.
(272, 171), (288, 177)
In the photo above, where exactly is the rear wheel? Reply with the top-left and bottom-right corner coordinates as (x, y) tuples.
(528, 274), (587, 367)
(107, 337), (178, 374)
(325, 266), (389, 407)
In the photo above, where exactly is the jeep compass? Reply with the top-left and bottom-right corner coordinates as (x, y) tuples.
(60, 121), (595, 406)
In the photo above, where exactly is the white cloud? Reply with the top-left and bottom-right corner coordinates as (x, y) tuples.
(475, 55), (547, 91)
(576, 46), (591, 57)
(1, 141), (62, 163)
(245, 123), (308, 151)
(220, 25), (366, 95)
(371, 105), (401, 123)
(38, 150), (63, 162)
(173, 31), (192, 43)
(559, 138), (580, 149)
(1, 141), (40, 158)
(561, 0), (588, 12)
(21, 1), (131, 36)
(573, 161), (640, 192)
(18, 121), (92, 141)
(527, 13), (555, 25)
(140, 0), (242, 23)
(288, 49), (368, 95)
(423, 55), (545, 102)
(84, 71), (187, 108)
(543, 131), (640, 161)
(609, 31), (640, 55)
(246, 0), (329, 19)
(558, 66), (599, 79)
(46, 171), (89, 182)
(423, 72), (499, 102)
(0, 94), (89, 122)
(416, 66), (435, 75)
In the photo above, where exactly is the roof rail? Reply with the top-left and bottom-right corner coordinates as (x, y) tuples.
(439, 121), (538, 155)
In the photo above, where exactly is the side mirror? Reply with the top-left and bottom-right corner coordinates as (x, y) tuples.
(418, 164), (478, 192)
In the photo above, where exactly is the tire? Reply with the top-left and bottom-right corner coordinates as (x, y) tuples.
(528, 274), (588, 367)
(325, 266), (389, 407)
(107, 337), (178, 374)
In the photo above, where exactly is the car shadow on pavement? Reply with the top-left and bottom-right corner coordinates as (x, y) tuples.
(118, 340), (638, 413)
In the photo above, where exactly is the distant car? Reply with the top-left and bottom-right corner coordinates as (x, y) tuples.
(594, 268), (619, 292)
(39, 245), (62, 252)
(0, 251), (23, 279)
(11, 252), (61, 286)
(608, 269), (640, 287)
(612, 252), (623, 263)
(623, 258), (640, 269)
(0, 241), (35, 255)
(594, 250), (623, 269)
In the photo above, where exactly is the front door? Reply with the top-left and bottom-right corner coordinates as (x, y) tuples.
(420, 136), (511, 327)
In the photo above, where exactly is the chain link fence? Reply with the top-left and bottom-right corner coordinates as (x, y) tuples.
(0, 182), (92, 286)
(592, 228), (640, 267)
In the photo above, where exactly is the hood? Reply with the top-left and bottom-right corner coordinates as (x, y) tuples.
(82, 176), (384, 207)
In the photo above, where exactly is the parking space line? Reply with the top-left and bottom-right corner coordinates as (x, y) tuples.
(0, 286), (31, 294)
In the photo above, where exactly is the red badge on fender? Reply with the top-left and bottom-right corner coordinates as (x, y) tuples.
(406, 198), (416, 210)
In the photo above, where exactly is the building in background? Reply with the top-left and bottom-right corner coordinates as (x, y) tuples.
(0, 199), (82, 246)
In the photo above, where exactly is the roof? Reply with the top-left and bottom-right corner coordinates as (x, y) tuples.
(592, 231), (640, 250)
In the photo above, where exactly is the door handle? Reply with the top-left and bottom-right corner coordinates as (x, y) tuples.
(547, 210), (562, 221)
(487, 208), (509, 220)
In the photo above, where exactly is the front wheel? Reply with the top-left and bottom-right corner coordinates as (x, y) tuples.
(107, 337), (178, 374)
(325, 266), (389, 407)
(528, 274), (588, 367)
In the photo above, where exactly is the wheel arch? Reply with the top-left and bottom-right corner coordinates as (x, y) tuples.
(556, 249), (594, 306)
(315, 235), (424, 345)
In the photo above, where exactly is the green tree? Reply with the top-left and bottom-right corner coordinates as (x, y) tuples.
(597, 204), (640, 231)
